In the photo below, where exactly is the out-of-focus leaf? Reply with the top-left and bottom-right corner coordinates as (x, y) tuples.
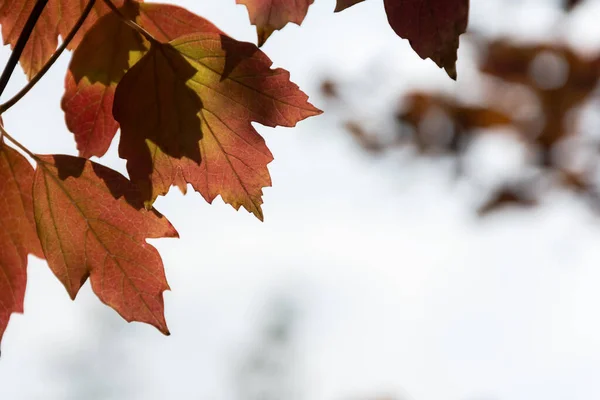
(564, 0), (583, 11)
(481, 40), (600, 163)
(396, 92), (512, 154)
(345, 121), (385, 153)
(478, 184), (538, 216)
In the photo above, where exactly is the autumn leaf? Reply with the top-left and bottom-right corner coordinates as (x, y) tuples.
(33, 155), (178, 334)
(113, 33), (321, 220)
(236, 0), (314, 46)
(383, 0), (469, 79)
(61, 1), (146, 159)
(0, 138), (43, 346)
(62, 2), (222, 159)
(334, 0), (366, 12)
(0, 0), (129, 79)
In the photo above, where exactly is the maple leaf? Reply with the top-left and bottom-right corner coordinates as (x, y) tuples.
(32, 155), (178, 334)
(0, 0), (128, 79)
(113, 33), (321, 220)
(0, 139), (43, 346)
(62, 2), (222, 159)
(383, 0), (469, 79)
(236, 0), (314, 46)
(334, 0), (366, 12)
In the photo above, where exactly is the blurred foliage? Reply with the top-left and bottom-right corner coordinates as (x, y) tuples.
(321, 0), (600, 216)
(235, 297), (301, 400)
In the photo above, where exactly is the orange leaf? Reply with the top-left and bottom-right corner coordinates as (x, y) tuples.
(0, 0), (130, 79)
(236, 0), (314, 46)
(114, 33), (321, 220)
(33, 155), (178, 334)
(0, 139), (43, 346)
(62, 2), (222, 159)
(383, 0), (469, 79)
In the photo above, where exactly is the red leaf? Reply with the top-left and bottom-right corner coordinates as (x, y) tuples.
(62, 2), (222, 159)
(113, 33), (321, 220)
(0, 139), (43, 345)
(383, 0), (469, 79)
(236, 0), (314, 46)
(0, 0), (129, 79)
(33, 155), (178, 334)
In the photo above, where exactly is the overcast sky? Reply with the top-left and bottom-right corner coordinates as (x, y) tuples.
(2, 0), (600, 399)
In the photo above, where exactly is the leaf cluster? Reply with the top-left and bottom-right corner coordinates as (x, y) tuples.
(0, 0), (472, 350)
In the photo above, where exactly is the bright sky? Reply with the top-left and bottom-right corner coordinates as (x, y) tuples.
(2, 0), (600, 399)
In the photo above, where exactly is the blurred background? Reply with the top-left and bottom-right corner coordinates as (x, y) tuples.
(2, 0), (600, 399)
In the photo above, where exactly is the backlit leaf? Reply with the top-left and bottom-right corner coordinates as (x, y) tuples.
(62, 2), (222, 159)
(0, 0), (128, 78)
(236, 0), (314, 46)
(114, 33), (321, 220)
(0, 139), (43, 346)
(33, 155), (178, 334)
(383, 0), (469, 79)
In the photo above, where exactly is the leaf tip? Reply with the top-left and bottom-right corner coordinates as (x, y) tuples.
(169, 226), (180, 239)
(255, 210), (265, 222)
(446, 65), (458, 80)
(311, 105), (324, 116)
(257, 27), (274, 47)
(67, 289), (78, 301)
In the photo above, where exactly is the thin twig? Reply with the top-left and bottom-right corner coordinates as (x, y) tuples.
(0, 0), (97, 113)
(0, 0), (50, 98)
(0, 122), (38, 160)
(102, 0), (156, 43)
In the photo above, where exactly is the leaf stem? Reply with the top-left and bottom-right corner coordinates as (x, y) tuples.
(102, 0), (157, 43)
(0, 123), (38, 161)
(0, 0), (97, 114)
(0, 0), (50, 99)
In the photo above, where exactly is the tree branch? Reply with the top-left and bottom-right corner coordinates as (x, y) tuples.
(0, 0), (97, 113)
(0, 0), (50, 99)
(0, 122), (38, 160)
(102, 0), (157, 43)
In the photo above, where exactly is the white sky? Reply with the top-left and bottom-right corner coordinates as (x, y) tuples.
(2, 0), (600, 399)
